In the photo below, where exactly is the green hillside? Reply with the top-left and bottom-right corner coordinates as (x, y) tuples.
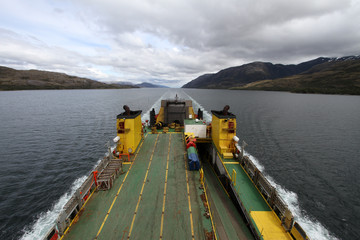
(234, 59), (360, 95)
(0, 66), (133, 90)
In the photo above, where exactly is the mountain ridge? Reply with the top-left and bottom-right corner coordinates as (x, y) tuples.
(0, 66), (134, 90)
(182, 56), (360, 94)
(236, 58), (360, 95)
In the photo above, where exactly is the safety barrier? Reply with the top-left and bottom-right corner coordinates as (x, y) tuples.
(239, 155), (295, 232)
(43, 154), (114, 240)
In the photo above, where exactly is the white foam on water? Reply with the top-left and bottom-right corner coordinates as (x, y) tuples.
(242, 151), (338, 240)
(141, 90), (198, 122)
(182, 92), (212, 122)
(20, 175), (87, 240)
(142, 91), (169, 122)
(21, 90), (195, 239)
(20, 157), (104, 240)
(243, 150), (265, 172)
(24, 91), (337, 240)
(185, 91), (338, 239)
(266, 176), (339, 240)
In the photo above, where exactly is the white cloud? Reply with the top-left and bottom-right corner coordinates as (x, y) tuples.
(0, 0), (359, 87)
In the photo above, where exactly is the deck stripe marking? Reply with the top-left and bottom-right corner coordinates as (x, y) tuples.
(202, 177), (218, 240)
(184, 151), (195, 240)
(159, 134), (172, 239)
(127, 134), (160, 239)
(94, 135), (147, 239)
(62, 136), (150, 239)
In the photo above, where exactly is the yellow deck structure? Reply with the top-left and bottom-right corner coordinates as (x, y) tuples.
(210, 109), (309, 240)
(46, 100), (309, 240)
(116, 110), (143, 154)
(211, 110), (236, 158)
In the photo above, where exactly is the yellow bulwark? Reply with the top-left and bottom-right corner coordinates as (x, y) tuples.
(116, 110), (142, 154)
(211, 110), (236, 158)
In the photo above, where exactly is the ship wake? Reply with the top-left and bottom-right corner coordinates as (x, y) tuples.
(182, 90), (338, 240)
(243, 149), (338, 240)
(22, 90), (338, 240)
(20, 158), (105, 240)
(20, 176), (87, 240)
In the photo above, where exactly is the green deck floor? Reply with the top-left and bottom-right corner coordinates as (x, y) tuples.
(202, 160), (254, 240)
(223, 161), (270, 213)
(63, 133), (211, 240)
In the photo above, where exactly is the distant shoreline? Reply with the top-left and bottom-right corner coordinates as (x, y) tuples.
(0, 66), (135, 91)
(229, 87), (360, 96)
(0, 86), (135, 91)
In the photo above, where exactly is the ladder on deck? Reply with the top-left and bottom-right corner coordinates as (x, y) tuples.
(97, 158), (124, 191)
(96, 143), (126, 191)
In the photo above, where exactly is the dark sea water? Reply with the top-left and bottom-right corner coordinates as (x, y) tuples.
(0, 89), (359, 240)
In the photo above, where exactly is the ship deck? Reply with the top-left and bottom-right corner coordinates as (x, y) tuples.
(220, 158), (293, 240)
(62, 132), (212, 240)
(202, 160), (254, 240)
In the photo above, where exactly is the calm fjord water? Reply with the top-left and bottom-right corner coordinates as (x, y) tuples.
(0, 89), (359, 239)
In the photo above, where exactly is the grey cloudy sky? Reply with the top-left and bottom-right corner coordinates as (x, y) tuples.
(0, 0), (359, 87)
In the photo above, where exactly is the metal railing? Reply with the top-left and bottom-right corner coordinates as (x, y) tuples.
(239, 154), (295, 232)
(43, 153), (114, 240)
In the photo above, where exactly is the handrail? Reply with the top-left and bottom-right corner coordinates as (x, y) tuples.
(42, 154), (113, 240)
(239, 155), (295, 232)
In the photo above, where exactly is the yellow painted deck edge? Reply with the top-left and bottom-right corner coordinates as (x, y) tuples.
(250, 211), (292, 240)
(202, 169), (218, 240)
(216, 147), (294, 240)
